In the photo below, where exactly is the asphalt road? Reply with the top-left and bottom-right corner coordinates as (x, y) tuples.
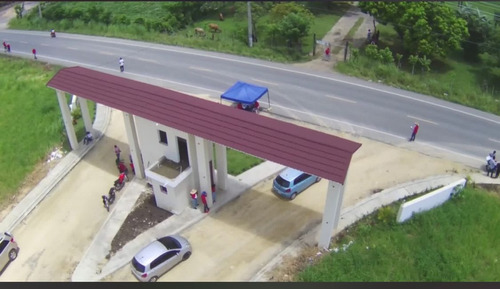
(1, 29), (498, 169)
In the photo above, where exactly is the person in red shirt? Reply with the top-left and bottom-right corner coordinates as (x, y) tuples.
(201, 191), (209, 213)
(409, 122), (419, 142)
(324, 45), (330, 61)
(32, 48), (37, 59)
(2, 41), (6, 52)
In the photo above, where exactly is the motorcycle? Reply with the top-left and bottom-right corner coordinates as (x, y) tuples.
(114, 171), (128, 191)
(102, 187), (116, 212)
(50, 30), (56, 38)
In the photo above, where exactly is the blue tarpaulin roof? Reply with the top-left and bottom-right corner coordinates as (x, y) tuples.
(220, 81), (268, 105)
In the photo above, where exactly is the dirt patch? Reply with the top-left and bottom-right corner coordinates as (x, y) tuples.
(107, 187), (173, 258)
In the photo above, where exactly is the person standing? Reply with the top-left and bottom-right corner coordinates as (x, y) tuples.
(409, 122), (419, 142)
(201, 191), (209, 213)
(6, 43), (10, 53)
(119, 57), (124, 72)
(114, 145), (121, 161)
(487, 156), (497, 177)
(190, 189), (198, 209)
(32, 48), (37, 59)
(367, 29), (372, 43)
(324, 44), (330, 61)
(2, 41), (6, 52)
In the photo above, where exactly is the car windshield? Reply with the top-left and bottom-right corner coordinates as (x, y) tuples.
(275, 175), (290, 188)
(158, 236), (181, 250)
(132, 257), (146, 273)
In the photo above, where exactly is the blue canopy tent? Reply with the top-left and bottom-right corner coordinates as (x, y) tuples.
(220, 81), (271, 111)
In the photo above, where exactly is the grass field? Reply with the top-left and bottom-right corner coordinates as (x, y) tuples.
(297, 186), (500, 281)
(0, 55), (95, 205)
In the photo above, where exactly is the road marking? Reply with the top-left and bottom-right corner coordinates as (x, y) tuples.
(66, 46), (79, 50)
(189, 66), (212, 72)
(99, 51), (114, 56)
(134, 57), (157, 63)
(488, 138), (500, 144)
(407, 115), (438, 125)
(325, 94), (356, 104)
(251, 78), (279, 86)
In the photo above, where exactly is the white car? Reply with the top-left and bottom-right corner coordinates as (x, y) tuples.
(0, 232), (19, 274)
(131, 235), (191, 282)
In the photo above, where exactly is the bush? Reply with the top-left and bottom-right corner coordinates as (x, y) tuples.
(380, 47), (394, 64)
(364, 44), (381, 61)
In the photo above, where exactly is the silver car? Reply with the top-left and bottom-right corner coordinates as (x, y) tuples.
(131, 234), (192, 282)
(0, 232), (19, 274)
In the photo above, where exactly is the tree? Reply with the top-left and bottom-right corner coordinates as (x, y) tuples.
(408, 54), (419, 75)
(233, 2), (274, 43)
(267, 2), (314, 49)
(418, 55), (431, 72)
(359, 2), (469, 58)
(456, 4), (493, 62)
(14, 4), (24, 19)
(395, 53), (403, 69)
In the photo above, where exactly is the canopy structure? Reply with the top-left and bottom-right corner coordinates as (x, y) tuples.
(220, 81), (271, 109)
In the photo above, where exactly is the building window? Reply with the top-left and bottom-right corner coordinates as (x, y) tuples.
(160, 185), (168, 194)
(159, 130), (168, 145)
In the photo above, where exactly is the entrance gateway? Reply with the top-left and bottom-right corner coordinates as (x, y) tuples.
(47, 66), (361, 249)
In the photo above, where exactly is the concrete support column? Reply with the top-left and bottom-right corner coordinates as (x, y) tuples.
(78, 96), (93, 134)
(194, 136), (213, 206)
(318, 180), (345, 249)
(122, 112), (145, 178)
(188, 134), (200, 190)
(215, 143), (227, 190)
(56, 90), (78, 150)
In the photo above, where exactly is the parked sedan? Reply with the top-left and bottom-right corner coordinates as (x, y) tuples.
(131, 235), (191, 282)
(272, 167), (321, 200)
(0, 232), (19, 274)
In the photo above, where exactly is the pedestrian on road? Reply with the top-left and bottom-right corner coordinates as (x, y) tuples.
(2, 41), (6, 52)
(201, 191), (209, 213)
(119, 57), (124, 72)
(114, 145), (121, 161)
(190, 189), (198, 209)
(6, 43), (10, 53)
(32, 48), (37, 59)
(409, 122), (419, 142)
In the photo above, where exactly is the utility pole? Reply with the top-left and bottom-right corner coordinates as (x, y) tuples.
(247, 1), (253, 48)
(38, 2), (42, 18)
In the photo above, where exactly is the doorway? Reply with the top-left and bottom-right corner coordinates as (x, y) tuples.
(177, 137), (189, 170)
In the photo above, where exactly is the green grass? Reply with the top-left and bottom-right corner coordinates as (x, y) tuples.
(214, 148), (264, 176)
(297, 187), (500, 281)
(0, 56), (91, 204)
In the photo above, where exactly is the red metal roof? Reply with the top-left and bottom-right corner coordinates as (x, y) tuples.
(47, 66), (361, 184)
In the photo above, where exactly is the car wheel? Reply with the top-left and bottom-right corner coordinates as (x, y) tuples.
(8, 249), (17, 261)
(149, 276), (158, 282)
(182, 251), (192, 261)
(290, 193), (297, 200)
(315, 177), (321, 183)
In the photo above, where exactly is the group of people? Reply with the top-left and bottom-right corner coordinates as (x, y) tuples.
(486, 150), (500, 178)
(2, 41), (11, 53)
(190, 186), (216, 213)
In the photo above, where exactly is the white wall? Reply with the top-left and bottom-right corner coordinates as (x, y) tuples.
(135, 116), (190, 170)
(396, 179), (466, 223)
(145, 168), (194, 214)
